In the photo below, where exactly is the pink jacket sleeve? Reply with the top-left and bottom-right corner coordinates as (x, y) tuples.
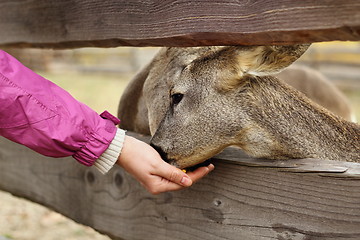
(0, 49), (119, 166)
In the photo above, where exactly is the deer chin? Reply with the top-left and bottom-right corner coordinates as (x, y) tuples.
(168, 149), (220, 170)
(168, 157), (213, 171)
(167, 145), (226, 170)
(167, 157), (202, 169)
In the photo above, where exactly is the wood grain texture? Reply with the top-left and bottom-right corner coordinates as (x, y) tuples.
(1, 133), (360, 240)
(0, 0), (359, 48)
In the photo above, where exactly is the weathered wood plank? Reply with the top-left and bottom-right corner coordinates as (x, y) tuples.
(0, 0), (359, 49)
(1, 133), (360, 240)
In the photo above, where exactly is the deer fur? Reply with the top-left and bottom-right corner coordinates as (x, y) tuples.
(275, 65), (354, 122)
(118, 45), (360, 169)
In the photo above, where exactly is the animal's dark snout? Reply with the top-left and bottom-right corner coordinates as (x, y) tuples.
(150, 143), (169, 162)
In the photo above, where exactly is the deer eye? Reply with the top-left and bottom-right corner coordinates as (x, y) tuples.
(171, 93), (184, 105)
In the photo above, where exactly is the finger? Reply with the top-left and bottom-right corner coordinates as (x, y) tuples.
(146, 164), (215, 195)
(155, 162), (193, 187)
(152, 164), (215, 194)
(186, 164), (215, 183)
(145, 176), (186, 194)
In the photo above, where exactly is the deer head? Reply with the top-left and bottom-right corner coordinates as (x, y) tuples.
(146, 45), (310, 169)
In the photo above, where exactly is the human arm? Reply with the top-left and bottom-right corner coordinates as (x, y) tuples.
(0, 49), (117, 166)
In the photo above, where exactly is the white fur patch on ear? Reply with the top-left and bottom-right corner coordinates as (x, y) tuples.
(236, 46), (265, 76)
(246, 69), (282, 77)
(236, 46), (282, 77)
(236, 45), (310, 77)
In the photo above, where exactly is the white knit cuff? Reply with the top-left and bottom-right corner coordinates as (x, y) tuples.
(93, 128), (126, 174)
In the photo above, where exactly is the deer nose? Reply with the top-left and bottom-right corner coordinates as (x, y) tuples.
(150, 143), (170, 163)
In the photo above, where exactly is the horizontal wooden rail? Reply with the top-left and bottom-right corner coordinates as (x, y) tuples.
(0, 0), (359, 48)
(1, 132), (360, 240)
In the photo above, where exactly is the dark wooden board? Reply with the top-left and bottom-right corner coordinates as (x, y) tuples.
(1, 133), (360, 240)
(0, 0), (359, 48)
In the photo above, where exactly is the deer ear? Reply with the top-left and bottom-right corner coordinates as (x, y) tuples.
(236, 44), (310, 77)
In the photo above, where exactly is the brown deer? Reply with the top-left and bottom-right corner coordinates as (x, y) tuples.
(118, 45), (360, 169)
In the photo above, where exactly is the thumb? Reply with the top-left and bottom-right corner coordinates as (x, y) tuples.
(157, 162), (193, 187)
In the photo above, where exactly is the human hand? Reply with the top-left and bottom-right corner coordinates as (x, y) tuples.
(116, 135), (214, 194)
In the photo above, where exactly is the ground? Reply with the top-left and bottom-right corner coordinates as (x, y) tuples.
(0, 191), (111, 240)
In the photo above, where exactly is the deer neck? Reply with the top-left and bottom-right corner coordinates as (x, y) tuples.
(240, 76), (360, 162)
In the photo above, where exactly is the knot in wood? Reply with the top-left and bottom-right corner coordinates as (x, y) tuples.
(213, 199), (222, 207)
(113, 172), (123, 187)
(85, 170), (96, 185)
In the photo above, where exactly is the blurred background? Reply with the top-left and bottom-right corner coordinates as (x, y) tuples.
(0, 42), (359, 239)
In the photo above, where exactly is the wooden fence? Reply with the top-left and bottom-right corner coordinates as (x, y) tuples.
(1, 0), (359, 48)
(1, 1), (360, 239)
